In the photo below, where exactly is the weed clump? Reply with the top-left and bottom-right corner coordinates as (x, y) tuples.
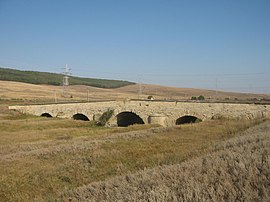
(97, 108), (114, 126)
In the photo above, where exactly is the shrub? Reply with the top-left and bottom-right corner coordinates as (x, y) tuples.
(198, 95), (205, 100)
(191, 96), (197, 100)
(98, 108), (114, 126)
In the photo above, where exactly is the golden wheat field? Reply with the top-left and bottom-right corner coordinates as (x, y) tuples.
(0, 101), (269, 201)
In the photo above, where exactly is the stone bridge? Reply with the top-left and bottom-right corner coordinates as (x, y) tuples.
(9, 100), (270, 127)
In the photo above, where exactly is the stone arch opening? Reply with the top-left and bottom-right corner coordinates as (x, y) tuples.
(73, 113), (89, 121)
(176, 115), (201, 125)
(41, 113), (53, 118)
(116, 112), (144, 127)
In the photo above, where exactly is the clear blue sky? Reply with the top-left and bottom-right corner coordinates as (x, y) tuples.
(0, 0), (269, 93)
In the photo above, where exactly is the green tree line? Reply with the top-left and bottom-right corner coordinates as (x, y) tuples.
(0, 67), (135, 88)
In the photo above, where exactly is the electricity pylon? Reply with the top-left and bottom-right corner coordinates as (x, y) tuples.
(63, 64), (71, 86)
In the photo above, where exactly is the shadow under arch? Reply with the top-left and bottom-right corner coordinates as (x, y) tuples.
(176, 115), (201, 125)
(41, 113), (53, 118)
(116, 111), (144, 127)
(73, 113), (89, 121)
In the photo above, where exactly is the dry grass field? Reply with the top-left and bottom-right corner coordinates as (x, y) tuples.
(66, 121), (270, 202)
(1, 80), (270, 103)
(0, 103), (269, 201)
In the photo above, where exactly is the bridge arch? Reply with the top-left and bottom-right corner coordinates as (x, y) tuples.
(41, 113), (53, 118)
(116, 111), (145, 127)
(176, 115), (201, 125)
(73, 113), (90, 121)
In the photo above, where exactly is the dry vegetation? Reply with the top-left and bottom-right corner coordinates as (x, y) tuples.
(65, 121), (270, 202)
(0, 104), (269, 201)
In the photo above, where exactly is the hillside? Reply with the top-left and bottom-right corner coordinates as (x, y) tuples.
(0, 67), (134, 88)
(1, 80), (270, 104)
(117, 84), (270, 100)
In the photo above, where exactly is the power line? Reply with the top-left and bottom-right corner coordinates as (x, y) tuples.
(1, 64), (269, 93)
(80, 69), (270, 77)
(2, 64), (270, 78)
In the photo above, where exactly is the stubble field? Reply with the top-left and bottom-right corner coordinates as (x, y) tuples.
(1, 80), (270, 103)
